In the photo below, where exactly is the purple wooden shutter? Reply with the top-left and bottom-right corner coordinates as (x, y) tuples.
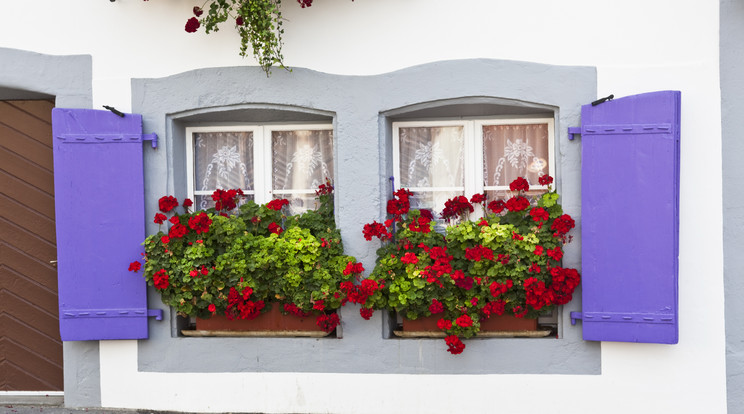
(52, 108), (161, 341)
(578, 91), (680, 344)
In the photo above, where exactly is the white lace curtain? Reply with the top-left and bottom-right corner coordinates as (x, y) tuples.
(194, 131), (254, 210)
(192, 128), (333, 213)
(398, 125), (464, 212)
(397, 122), (550, 213)
(483, 123), (550, 189)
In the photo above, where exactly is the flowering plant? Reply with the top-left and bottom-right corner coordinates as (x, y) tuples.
(360, 175), (580, 354)
(129, 181), (365, 332)
(159, 0), (352, 74)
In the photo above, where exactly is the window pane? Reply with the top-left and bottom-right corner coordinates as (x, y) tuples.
(483, 123), (549, 190)
(398, 126), (464, 190)
(272, 129), (333, 191)
(193, 131), (254, 198)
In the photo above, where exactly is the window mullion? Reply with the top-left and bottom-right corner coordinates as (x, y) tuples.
(253, 126), (268, 204)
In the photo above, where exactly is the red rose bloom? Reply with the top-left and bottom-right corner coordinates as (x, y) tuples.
(185, 17), (200, 33)
(509, 177), (530, 192)
(128, 261), (141, 272)
(158, 196), (179, 213)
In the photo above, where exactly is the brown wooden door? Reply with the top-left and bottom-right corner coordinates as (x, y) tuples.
(0, 100), (63, 391)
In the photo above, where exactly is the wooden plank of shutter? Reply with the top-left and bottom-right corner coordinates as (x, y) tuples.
(52, 108), (160, 341)
(579, 91), (680, 344)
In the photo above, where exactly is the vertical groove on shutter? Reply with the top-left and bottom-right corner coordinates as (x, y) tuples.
(580, 91), (680, 344)
(52, 108), (154, 340)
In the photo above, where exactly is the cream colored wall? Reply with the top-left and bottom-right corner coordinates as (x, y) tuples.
(0, 1), (725, 412)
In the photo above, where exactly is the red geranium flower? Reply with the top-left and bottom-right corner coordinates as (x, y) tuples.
(529, 207), (549, 222)
(153, 269), (169, 290)
(505, 196), (530, 212)
(193, 6), (203, 16)
(158, 196), (179, 213)
(359, 308), (374, 320)
(183, 198), (193, 208)
(429, 298), (444, 314)
(470, 193), (486, 204)
(316, 313), (340, 333)
(400, 252), (418, 264)
(268, 222), (283, 235)
(445, 335), (465, 354)
(487, 200), (506, 214)
(437, 318), (453, 330)
(185, 17), (200, 33)
(128, 261), (141, 272)
(208, 304), (216, 313)
(455, 314), (473, 328)
(539, 174), (554, 186)
(266, 198), (290, 211)
(153, 213), (167, 224)
(509, 177), (530, 192)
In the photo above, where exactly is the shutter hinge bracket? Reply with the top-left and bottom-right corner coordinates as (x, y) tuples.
(570, 311), (583, 325)
(568, 127), (581, 141)
(142, 133), (158, 149)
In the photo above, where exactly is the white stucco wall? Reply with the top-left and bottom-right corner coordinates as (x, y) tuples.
(0, 0), (725, 412)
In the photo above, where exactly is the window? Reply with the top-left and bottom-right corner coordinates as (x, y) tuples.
(392, 118), (555, 213)
(186, 124), (334, 213)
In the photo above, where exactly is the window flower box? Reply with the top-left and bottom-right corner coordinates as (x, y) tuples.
(359, 176), (579, 354)
(130, 181), (364, 336)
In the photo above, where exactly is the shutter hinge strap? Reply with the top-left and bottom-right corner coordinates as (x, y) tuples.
(57, 132), (158, 149)
(570, 311), (583, 325)
(570, 311), (674, 325)
(62, 308), (163, 321)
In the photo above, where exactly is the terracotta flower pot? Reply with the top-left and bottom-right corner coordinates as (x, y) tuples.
(189, 303), (331, 337)
(401, 313), (537, 334)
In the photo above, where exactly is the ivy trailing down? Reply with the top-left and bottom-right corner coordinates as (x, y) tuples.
(148, 0), (353, 74)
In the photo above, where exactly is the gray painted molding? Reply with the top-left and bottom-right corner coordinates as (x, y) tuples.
(720, 0), (744, 412)
(133, 59), (600, 375)
(0, 47), (98, 408)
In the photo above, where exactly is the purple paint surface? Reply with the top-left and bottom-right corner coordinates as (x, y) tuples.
(52, 108), (151, 340)
(580, 91), (680, 344)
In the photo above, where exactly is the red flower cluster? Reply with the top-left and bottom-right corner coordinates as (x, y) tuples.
(185, 17), (200, 33)
(400, 252), (419, 264)
(437, 318), (453, 330)
(225, 286), (265, 320)
(297, 0), (313, 7)
(183, 198), (193, 208)
(193, 6), (203, 16)
(342, 261), (365, 276)
(509, 177), (530, 192)
(267, 198), (289, 211)
(505, 196), (530, 212)
(387, 189), (412, 216)
(153, 213), (167, 224)
(212, 189), (243, 211)
(464, 245), (494, 262)
(169, 223), (188, 239)
(450, 270), (474, 290)
(153, 269), (169, 290)
(524, 277), (552, 310)
(128, 261), (141, 272)
(455, 314), (473, 328)
(487, 200), (506, 214)
(268, 222), (283, 235)
(158, 196), (179, 213)
(363, 221), (392, 241)
(539, 174), (554, 186)
(429, 298), (444, 314)
(550, 267), (581, 305)
(284, 302), (310, 317)
(529, 207), (549, 222)
(359, 308), (374, 320)
(445, 335), (465, 354)
(482, 300), (505, 317)
(470, 193), (486, 204)
(489, 279), (513, 297)
(316, 313), (340, 333)
(408, 216), (432, 233)
(547, 246), (563, 262)
(551, 214), (575, 236)
(419, 245), (453, 286)
(188, 212), (212, 234)
(441, 196), (473, 220)
(315, 179), (333, 196)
